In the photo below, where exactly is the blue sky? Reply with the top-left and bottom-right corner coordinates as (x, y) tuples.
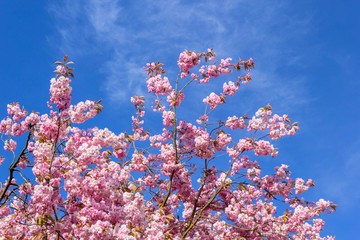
(1, 0), (359, 238)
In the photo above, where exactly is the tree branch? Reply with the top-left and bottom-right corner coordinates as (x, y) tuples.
(0, 132), (31, 206)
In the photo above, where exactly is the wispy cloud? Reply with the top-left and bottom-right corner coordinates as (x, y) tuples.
(48, 0), (314, 109)
(85, 0), (127, 45)
(317, 149), (360, 210)
(103, 51), (146, 102)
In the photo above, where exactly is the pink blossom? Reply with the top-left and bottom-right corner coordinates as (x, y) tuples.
(69, 100), (98, 124)
(167, 90), (184, 107)
(4, 139), (17, 151)
(25, 113), (40, 125)
(147, 74), (172, 96)
(237, 138), (254, 152)
(203, 92), (222, 109)
(56, 65), (66, 75)
(7, 103), (27, 122)
(0, 117), (13, 135)
(0, 52), (335, 240)
(213, 132), (232, 151)
(196, 114), (208, 125)
(223, 81), (238, 96)
(225, 115), (246, 130)
(253, 140), (278, 157)
(295, 178), (310, 194)
(218, 57), (233, 74)
(49, 76), (72, 110)
(162, 110), (175, 126)
(178, 50), (200, 78)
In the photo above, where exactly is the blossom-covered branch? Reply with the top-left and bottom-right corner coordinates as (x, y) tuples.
(0, 50), (335, 239)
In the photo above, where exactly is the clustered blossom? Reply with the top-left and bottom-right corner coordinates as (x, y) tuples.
(295, 178), (310, 195)
(25, 113), (41, 125)
(203, 92), (223, 109)
(253, 140), (278, 157)
(7, 103), (27, 122)
(147, 74), (172, 96)
(49, 76), (72, 110)
(4, 139), (17, 152)
(268, 113), (297, 139)
(162, 110), (175, 127)
(219, 58), (233, 74)
(247, 106), (299, 140)
(0, 117), (13, 135)
(39, 114), (69, 141)
(223, 81), (238, 96)
(198, 58), (232, 83)
(225, 115), (246, 130)
(69, 100), (98, 124)
(213, 132), (232, 151)
(56, 65), (66, 75)
(0, 52), (335, 240)
(238, 138), (254, 152)
(178, 50), (200, 78)
(0, 105), (38, 138)
(167, 90), (185, 107)
(176, 120), (217, 159)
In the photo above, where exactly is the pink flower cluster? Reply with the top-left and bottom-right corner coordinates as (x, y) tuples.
(237, 138), (254, 152)
(223, 81), (238, 96)
(7, 103), (27, 122)
(178, 50), (200, 78)
(225, 115), (246, 130)
(49, 76), (72, 110)
(0, 52), (335, 240)
(69, 100), (98, 124)
(167, 90), (185, 107)
(253, 140), (278, 157)
(294, 178), (313, 195)
(248, 106), (299, 140)
(147, 74), (172, 96)
(213, 132), (232, 151)
(56, 65), (66, 75)
(198, 58), (232, 83)
(4, 139), (17, 152)
(203, 92), (223, 109)
(162, 110), (175, 127)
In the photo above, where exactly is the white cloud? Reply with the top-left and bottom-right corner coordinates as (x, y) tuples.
(315, 146), (360, 210)
(48, 0), (314, 109)
(103, 51), (146, 103)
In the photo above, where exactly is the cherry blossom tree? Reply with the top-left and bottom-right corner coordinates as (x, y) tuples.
(0, 50), (336, 239)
